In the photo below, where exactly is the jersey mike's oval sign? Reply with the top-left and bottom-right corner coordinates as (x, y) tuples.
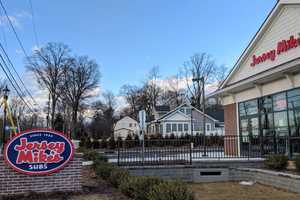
(4, 129), (75, 175)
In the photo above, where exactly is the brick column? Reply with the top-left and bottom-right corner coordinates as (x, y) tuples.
(224, 103), (239, 156)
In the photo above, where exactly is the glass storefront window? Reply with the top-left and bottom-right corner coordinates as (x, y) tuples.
(259, 96), (272, 113)
(288, 88), (300, 109)
(238, 87), (300, 156)
(273, 92), (287, 111)
(239, 100), (258, 116)
(289, 110), (300, 136)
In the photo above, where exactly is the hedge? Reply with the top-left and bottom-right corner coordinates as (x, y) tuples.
(296, 154), (300, 171)
(82, 149), (195, 200)
(264, 154), (288, 170)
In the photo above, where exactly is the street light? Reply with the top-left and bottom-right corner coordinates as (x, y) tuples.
(2, 85), (10, 147)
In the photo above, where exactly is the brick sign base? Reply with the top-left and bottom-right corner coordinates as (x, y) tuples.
(0, 154), (82, 196)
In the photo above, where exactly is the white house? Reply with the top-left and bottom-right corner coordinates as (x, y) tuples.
(114, 116), (140, 140)
(147, 104), (224, 137)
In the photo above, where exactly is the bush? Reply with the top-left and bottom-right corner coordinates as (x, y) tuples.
(295, 154), (300, 171)
(95, 162), (116, 180)
(79, 137), (86, 148)
(92, 140), (100, 149)
(119, 176), (162, 200)
(80, 148), (107, 164)
(101, 139), (108, 149)
(108, 168), (130, 187)
(108, 137), (116, 149)
(264, 154), (288, 170)
(147, 180), (194, 200)
(85, 137), (93, 149)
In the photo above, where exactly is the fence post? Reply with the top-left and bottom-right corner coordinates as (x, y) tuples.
(248, 136), (251, 160)
(117, 140), (120, 166)
(189, 141), (193, 165)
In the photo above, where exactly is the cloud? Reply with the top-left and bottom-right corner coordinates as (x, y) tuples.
(0, 10), (32, 29)
(31, 45), (41, 53)
(114, 95), (128, 112)
(149, 76), (217, 95)
(0, 15), (21, 28)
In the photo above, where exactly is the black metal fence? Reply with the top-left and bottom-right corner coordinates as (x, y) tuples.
(116, 135), (300, 166)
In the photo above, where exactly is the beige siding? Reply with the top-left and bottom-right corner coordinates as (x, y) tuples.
(227, 5), (300, 85)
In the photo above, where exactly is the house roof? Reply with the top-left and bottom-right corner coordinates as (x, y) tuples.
(154, 103), (219, 122)
(154, 105), (171, 112)
(206, 110), (224, 123)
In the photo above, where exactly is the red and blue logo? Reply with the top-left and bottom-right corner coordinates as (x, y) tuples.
(4, 129), (75, 175)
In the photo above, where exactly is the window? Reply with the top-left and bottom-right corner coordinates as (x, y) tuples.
(184, 124), (189, 131)
(179, 108), (185, 113)
(172, 124), (177, 132)
(129, 123), (132, 127)
(178, 124), (183, 132)
(259, 96), (273, 114)
(273, 92), (287, 111)
(160, 124), (163, 134)
(239, 100), (258, 116)
(288, 88), (300, 109)
(186, 108), (191, 115)
(166, 124), (171, 133)
(206, 123), (211, 131)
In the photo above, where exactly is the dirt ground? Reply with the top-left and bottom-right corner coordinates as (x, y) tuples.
(190, 182), (300, 200)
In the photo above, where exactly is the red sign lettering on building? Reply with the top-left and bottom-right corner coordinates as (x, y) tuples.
(250, 33), (300, 67)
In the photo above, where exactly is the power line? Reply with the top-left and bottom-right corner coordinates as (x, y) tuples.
(0, 58), (34, 113)
(28, 0), (39, 47)
(0, 50), (34, 109)
(0, 0), (29, 58)
(0, 43), (40, 108)
(0, 0), (41, 110)
(0, 8), (7, 50)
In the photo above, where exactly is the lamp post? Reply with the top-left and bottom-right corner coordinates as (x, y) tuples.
(2, 86), (10, 147)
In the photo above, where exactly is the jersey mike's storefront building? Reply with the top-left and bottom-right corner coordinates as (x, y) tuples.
(211, 0), (300, 157)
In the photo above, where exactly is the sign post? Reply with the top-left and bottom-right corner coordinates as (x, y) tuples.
(139, 110), (146, 165)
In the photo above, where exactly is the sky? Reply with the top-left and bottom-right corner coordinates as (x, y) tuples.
(0, 0), (277, 107)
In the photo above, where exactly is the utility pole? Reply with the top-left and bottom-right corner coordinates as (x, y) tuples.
(192, 76), (207, 156)
(2, 86), (10, 147)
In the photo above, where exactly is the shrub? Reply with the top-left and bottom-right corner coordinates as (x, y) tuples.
(92, 139), (100, 149)
(85, 137), (93, 149)
(101, 139), (108, 149)
(108, 168), (130, 187)
(108, 137), (116, 149)
(264, 154), (288, 170)
(79, 137), (86, 148)
(80, 148), (107, 164)
(95, 162), (116, 180)
(119, 176), (139, 198)
(119, 176), (162, 199)
(147, 180), (194, 200)
(295, 154), (300, 171)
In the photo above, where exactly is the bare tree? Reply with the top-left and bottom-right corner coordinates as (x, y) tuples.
(27, 42), (71, 128)
(120, 84), (142, 119)
(215, 64), (228, 87)
(183, 53), (216, 109)
(146, 65), (161, 108)
(0, 79), (5, 93)
(160, 73), (185, 108)
(61, 56), (100, 137)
